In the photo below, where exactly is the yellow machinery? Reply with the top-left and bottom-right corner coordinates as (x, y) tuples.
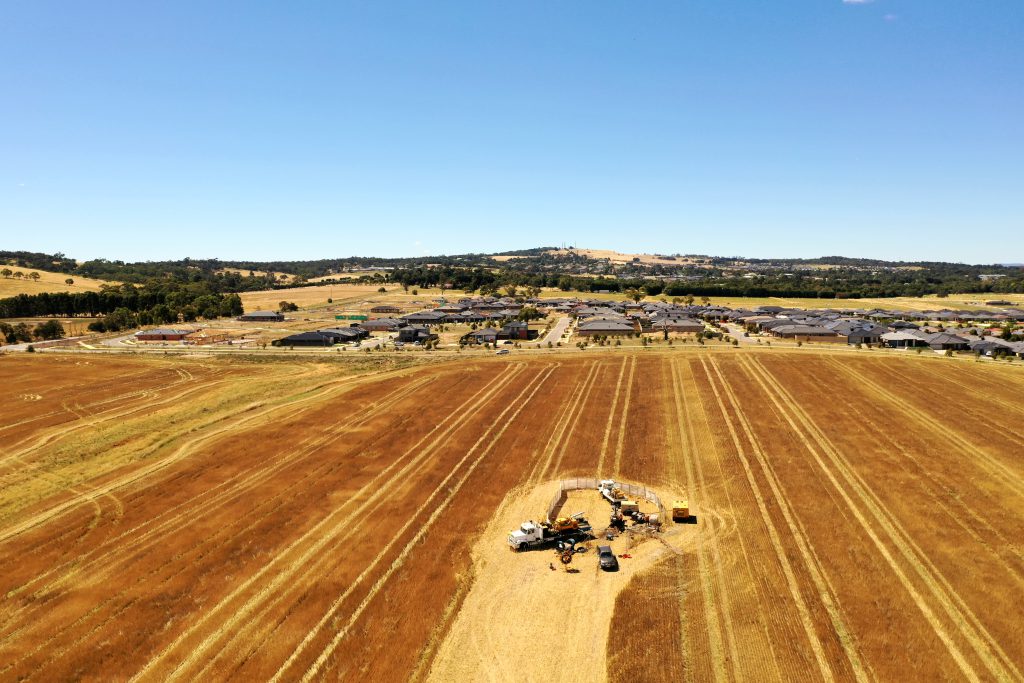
(550, 516), (581, 533)
(672, 500), (690, 522)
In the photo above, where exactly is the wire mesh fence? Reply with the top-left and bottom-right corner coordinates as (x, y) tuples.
(545, 477), (666, 522)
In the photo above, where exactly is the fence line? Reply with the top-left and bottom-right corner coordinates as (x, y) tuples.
(545, 477), (667, 522)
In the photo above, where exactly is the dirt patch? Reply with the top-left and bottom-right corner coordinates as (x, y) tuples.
(428, 483), (693, 683)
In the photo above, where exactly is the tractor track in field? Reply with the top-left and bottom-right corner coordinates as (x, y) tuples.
(130, 364), (530, 682)
(0, 366), (196, 435)
(777, 360), (1024, 579)
(0, 366), (411, 547)
(667, 357), (736, 681)
(860, 359), (1024, 449)
(291, 366), (556, 682)
(0, 370), (215, 472)
(189, 367), (535, 680)
(0, 371), (451, 675)
(701, 356), (841, 682)
(749, 356), (1022, 682)
(826, 359), (1024, 501)
(731, 356), (871, 681)
(611, 355), (638, 477)
(596, 356), (629, 475)
(528, 361), (601, 484)
(0, 373), (437, 620)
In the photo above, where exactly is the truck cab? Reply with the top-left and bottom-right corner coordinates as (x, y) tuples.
(508, 521), (543, 550)
(672, 500), (690, 522)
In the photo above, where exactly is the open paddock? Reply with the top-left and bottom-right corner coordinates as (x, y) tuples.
(0, 349), (1022, 681)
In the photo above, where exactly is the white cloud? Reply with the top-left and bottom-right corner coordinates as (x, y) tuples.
(842, 0), (875, 4)
(884, 13), (898, 21)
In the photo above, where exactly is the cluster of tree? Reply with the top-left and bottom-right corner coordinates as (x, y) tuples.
(0, 320), (65, 344)
(6, 248), (1024, 300)
(0, 281), (243, 332)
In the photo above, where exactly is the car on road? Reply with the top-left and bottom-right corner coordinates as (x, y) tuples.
(597, 545), (618, 571)
(495, 349), (510, 355)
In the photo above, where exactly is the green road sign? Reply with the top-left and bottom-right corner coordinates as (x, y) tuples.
(336, 314), (368, 321)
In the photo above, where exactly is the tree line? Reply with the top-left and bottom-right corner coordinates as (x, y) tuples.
(0, 282), (243, 333)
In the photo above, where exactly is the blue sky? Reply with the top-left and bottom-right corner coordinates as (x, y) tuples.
(1, 1), (1021, 263)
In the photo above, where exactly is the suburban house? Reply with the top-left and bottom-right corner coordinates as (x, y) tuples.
(273, 327), (369, 347)
(650, 318), (705, 334)
(273, 331), (338, 347)
(500, 321), (530, 340)
(767, 325), (844, 342)
(462, 328), (499, 345)
(358, 318), (406, 332)
(238, 311), (285, 322)
(577, 318), (637, 337)
(370, 304), (402, 315)
(881, 331), (930, 349)
(134, 328), (193, 342)
(398, 326), (436, 343)
(924, 332), (970, 351)
(401, 311), (447, 326)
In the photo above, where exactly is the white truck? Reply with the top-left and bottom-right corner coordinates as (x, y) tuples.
(507, 515), (593, 551)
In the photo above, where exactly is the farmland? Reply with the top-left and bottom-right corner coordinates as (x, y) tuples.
(0, 268), (113, 297)
(0, 348), (1023, 681)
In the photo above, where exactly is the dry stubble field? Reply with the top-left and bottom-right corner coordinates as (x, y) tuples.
(0, 348), (1022, 681)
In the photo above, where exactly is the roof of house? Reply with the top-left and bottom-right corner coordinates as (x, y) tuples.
(241, 310), (284, 318)
(136, 328), (193, 336)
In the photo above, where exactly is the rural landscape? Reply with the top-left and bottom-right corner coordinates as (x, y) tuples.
(5, 2), (1022, 681)
(1, 342), (1023, 681)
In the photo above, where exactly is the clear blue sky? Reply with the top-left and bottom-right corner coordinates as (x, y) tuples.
(2, 1), (1021, 264)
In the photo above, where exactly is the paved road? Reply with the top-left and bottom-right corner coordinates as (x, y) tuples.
(540, 316), (572, 346)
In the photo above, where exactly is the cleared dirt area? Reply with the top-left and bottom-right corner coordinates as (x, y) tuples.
(0, 349), (1022, 681)
(429, 485), (691, 683)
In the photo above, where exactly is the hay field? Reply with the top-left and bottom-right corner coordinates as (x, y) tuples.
(1, 349), (1023, 681)
(0, 269), (113, 297)
(239, 283), (472, 312)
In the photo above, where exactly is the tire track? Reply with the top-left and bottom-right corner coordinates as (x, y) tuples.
(130, 364), (528, 682)
(187, 366), (550, 683)
(0, 374), (437, 614)
(827, 358), (1024, 500)
(596, 356), (629, 475)
(667, 357), (733, 680)
(611, 355), (638, 476)
(0, 374), (447, 675)
(749, 356), (1021, 682)
(0, 368), (402, 546)
(700, 356), (836, 682)
(727, 356), (871, 681)
(528, 360), (600, 484)
(293, 366), (556, 683)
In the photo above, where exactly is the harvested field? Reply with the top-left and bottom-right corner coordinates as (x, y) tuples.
(1, 349), (1023, 681)
(0, 268), (113, 297)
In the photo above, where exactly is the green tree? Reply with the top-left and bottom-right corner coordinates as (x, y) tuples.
(1, 268), (12, 278)
(33, 320), (66, 340)
(29, 272), (41, 282)
(65, 278), (74, 286)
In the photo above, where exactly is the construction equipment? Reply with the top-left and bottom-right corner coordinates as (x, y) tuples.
(598, 480), (627, 504)
(508, 516), (593, 551)
(672, 500), (690, 522)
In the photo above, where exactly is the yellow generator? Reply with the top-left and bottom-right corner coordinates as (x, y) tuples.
(672, 500), (690, 522)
